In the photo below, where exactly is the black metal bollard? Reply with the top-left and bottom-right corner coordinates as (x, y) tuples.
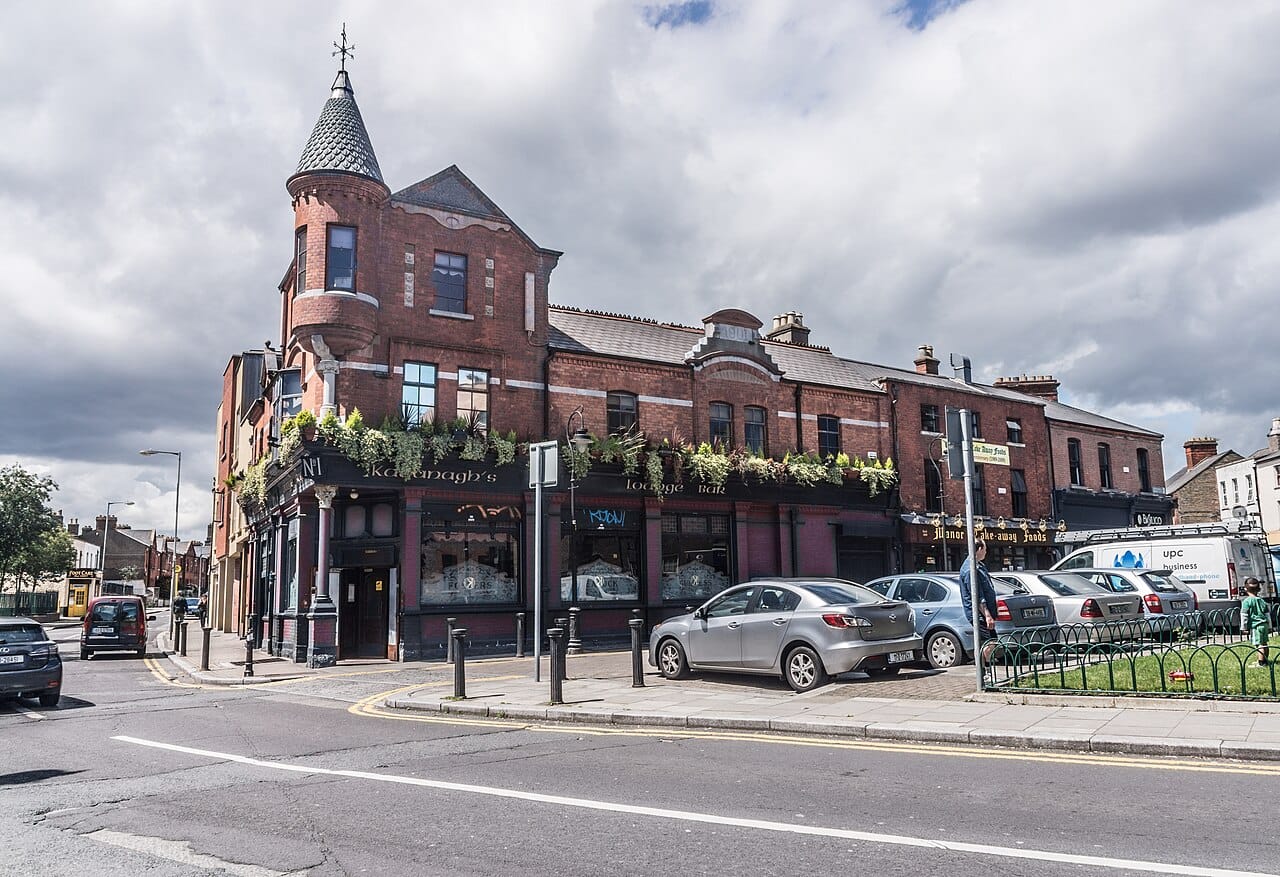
(244, 631), (255, 678)
(452, 627), (468, 699)
(516, 612), (526, 658)
(201, 624), (211, 672)
(547, 627), (565, 705)
(179, 621), (188, 657)
(629, 618), (645, 688)
(568, 607), (582, 655)
(446, 617), (457, 663)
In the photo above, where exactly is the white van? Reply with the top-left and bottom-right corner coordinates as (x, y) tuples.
(1052, 523), (1276, 615)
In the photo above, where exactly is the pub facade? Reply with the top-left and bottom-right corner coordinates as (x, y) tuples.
(212, 53), (1171, 665)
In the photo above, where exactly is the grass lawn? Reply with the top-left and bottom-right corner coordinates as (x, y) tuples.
(1007, 640), (1280, 697)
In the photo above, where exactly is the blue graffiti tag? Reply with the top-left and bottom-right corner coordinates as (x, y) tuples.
(586, 508), (626, 527)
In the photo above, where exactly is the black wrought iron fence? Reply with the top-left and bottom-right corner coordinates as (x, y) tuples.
(985, 607), (1280, 699)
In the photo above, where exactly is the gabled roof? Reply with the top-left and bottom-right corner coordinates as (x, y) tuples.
(392, 165), (560, 255)
(291, 71), (384, 186)
(547, 306), (884, 394)
(1167, 450), (1240, 493)
(393, 165), (510, 221)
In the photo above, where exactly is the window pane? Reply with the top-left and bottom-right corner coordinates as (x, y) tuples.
(433, 251), (467, 313)
(327, 226), (356, 290)
(457, 367), (489, 432)
(744, 407), (766, 454)
(420, 529), (519, 605)
(371, 503), (395, 537)
(709, 403), (732, 447)
(661, 513), (731, 601)
(559, 532), (641, 602)
(402, 361), (437, 426)
(818, 414), (840, 458)
(607, 392), (638, 434)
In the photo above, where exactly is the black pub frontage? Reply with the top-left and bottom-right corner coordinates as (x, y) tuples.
(245, 443), (900, 663)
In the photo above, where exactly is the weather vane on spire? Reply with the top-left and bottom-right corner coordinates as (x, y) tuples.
(333, 23), (355, 72)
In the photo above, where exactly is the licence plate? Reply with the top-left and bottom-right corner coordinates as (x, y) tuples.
(1022, 607), (1047, 619)
(92, 627), (112, 635)
(1107, 605), (1128, 616)
(887, 650), (914, 664)
(1171, 600), (1189, 610)
(0, 654), (22, 665)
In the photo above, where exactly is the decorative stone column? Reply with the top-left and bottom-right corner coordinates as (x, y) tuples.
(307, 485), (339, 668)
(313, 336), (340, 419)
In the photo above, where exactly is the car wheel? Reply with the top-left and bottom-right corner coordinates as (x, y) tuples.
(784, 645), (829, 692)
(926, 630), (964, 669)
(136, 646), (147, 658)
(80, 649), (90, 661)
(38, 690), (60, 708)
(656, 638), (690, 679)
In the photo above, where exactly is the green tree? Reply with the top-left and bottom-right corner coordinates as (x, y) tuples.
(0, 464), (65, 597)
(10, 527), (75, 612)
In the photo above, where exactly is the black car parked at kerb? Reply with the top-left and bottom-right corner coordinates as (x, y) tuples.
(0, 616), (63, 707)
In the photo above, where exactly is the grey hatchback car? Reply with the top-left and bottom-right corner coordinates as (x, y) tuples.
(864, 574), (1057, 669)
(0, 617), (63, 707)
(649, 578), (923, 692)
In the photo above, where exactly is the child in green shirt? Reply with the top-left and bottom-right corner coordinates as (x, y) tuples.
(1240, 577), (1270, 667)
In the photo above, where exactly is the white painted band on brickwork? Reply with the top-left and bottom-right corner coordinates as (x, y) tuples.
(549, 386), (607, 398)
(506, 379), (545, 390)
(779, 412), (797, 419)
(438, 372), (457, 382)
(298, 289), (381, 308)
(339, 362), (389, 374)
(638, 395), (693, 408)
(841, 418), (890, 428)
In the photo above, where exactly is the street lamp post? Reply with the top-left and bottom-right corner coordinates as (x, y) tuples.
(100, 500), (135, 600)
(140, 449), (181, 634)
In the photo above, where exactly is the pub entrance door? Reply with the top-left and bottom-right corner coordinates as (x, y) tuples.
(339, 567), (390, 659)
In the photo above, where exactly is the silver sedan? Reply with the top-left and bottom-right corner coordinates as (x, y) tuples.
(648, 578), (923, 692)
(994, 571), (1143, 643)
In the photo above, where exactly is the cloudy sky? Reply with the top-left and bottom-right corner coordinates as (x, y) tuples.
(3, 0), (1278, 541)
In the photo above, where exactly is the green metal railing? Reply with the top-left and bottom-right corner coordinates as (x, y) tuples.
(0, 591), (59, 617)
(986, 608), (1280, 699)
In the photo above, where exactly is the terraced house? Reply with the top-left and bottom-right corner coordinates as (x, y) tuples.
(211, 54), (1173, 665)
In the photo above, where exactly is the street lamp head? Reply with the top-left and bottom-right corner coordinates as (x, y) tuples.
(565, 406), (592, 454)
(140, 448), (181, 457)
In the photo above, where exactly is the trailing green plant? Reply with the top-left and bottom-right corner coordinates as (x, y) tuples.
(783, 452), (830, 487)
(596, 428), (646, 475)
(644, 450), (666, 497)
(392, 430), (426, 479)
(317, 410), (342, 443)
(857, 457), (897, 497)
(686, 442), (731, 487)
(460, 434), (489, 461)
(565, 443), (592, 481)
(238, 457), (269, 513)
(358, 428), (393, 474)
(490, 430), (518, 466)
(277, 429), (301, 460)
(428, 433), (454, 464)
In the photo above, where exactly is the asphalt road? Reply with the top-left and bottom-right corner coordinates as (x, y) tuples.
(2, 628), (1277, 876)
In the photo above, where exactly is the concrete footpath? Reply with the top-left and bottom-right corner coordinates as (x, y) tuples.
(159, 624), (1280, 761)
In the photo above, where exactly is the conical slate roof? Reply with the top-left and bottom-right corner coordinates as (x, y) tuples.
(293, 70), (384, 184)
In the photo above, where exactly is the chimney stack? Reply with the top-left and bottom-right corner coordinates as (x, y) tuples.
(914, 344), (940, 375)
(1184, 436), (1219, 468)
(764, 311), (811, 346)
(1269, 418), (1280, 453)
(993, 374), (1061, 402)
(67, 517), (78, 535)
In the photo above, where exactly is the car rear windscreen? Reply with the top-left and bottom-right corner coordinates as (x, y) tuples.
(90, 603), (122, 622)
(1036, 574), (1108, 597)
(1141, 572), (1185, 593)
(800, 583), (880, 605)
(0, 625), (45, 644)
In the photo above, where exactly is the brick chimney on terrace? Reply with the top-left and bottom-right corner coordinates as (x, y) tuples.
(1269, 418), (1280, 453)
(914, 344), (940, 375)
(765, 311), (811, 346)
(993, 374), (1061, 402)
(1184, 436), (1219, 468)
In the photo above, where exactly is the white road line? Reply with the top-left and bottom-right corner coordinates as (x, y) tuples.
(85, 829), (289, 876)
(112, 735), (1274, 877)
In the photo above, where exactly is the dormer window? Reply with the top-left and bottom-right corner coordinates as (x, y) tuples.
(326, 225), (356, 291)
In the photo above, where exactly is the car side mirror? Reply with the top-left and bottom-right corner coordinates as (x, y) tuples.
(146, 614), (157, 621)
(691, 606), (704, 619)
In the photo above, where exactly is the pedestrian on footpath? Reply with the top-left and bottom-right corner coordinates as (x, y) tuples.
(197, 594), (208, 625)
(960, 539), (999, 665)
(173, 595), (186, 622)
(1240, 577), (1270, 667)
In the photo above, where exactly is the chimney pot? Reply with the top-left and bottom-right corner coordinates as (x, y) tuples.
(914, 344), (940, 375)
(1183, 436), (1219, 469)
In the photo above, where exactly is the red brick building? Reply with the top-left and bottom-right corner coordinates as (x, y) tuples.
(214, 56), (1172, 665)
